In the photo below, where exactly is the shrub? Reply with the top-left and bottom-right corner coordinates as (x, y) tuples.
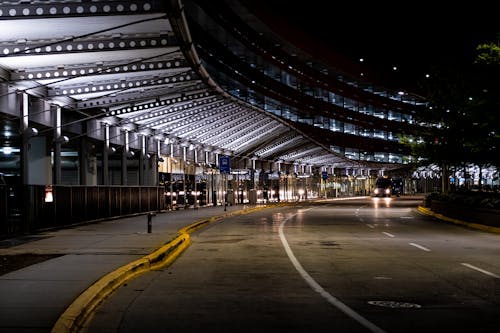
(424, 191), (500, 210)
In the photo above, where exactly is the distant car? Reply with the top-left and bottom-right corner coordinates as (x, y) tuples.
(373, 177), (392, 197)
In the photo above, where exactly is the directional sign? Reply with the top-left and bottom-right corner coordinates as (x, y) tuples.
(219, 155), (231, 174)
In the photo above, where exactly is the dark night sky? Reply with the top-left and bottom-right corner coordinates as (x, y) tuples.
(242, 0), (499, 92)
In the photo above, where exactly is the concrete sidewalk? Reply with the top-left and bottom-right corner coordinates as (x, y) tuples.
(0, 204), (259, 333)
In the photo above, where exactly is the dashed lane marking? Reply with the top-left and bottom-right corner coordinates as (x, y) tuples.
(461, 263), (500, 279)
(409, 242), (431, 252)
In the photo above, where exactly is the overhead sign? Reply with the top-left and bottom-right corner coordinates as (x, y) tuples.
(219, 155), (231, 174)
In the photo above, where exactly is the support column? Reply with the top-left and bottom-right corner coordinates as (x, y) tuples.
(79, 132), (88, 185)
(139, 135), (145, 186)
(155, 139), (161, 186)
(148, 154), (156, 187)
(19, 93), (51, 185)
(20, 92), (31, 185)
(52, 104), (62, 185)
(121, 131), (128, 185)
(205, 151), (213, 205)
(251, 158), (256, 189)
(29, 137), (51, 185)
(248, 158), (256, 204)
(102, 123), (110, 185)
(182, 147), (187, 208)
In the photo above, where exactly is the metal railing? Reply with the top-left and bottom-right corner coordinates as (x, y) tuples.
(0, 185), (165, 239)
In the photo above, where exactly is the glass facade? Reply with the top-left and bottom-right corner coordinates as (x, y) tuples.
(186, 1), (428, 165)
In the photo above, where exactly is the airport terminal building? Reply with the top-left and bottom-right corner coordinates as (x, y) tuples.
(0, 1), (491, 236)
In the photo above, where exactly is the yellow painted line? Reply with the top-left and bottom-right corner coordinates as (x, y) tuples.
(417, 206), (500, 234)
(51, 204), (273, 333)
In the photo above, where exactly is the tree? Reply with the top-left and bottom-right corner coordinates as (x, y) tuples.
(403, 39), (500, 192)
(474, 42), (500, 65)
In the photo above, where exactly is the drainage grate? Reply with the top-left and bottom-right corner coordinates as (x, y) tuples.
(368, 300), (421, 308)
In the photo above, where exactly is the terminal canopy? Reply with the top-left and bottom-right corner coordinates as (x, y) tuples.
(0, 0), (426, 174)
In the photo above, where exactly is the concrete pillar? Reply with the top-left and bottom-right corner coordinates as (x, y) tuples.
(87, 155), (97, 185)
(121, 131), (128, 185)
(154, 139), (162, 186)
(28, 136), (51, 185)
(52, 104), (62, 185)
(19, 92), (31, 184)
(102, 123), (110, 185)
(79, 135), (88, 185)
(79, 137), (97, 186)
(139, 135), (145, 185)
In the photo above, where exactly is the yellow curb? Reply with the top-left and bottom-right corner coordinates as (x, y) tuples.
(144, 233), (191, 271)
(51, 233), (190, 333)
(51, 204), (272, 333)
(418, 206), (500, 234)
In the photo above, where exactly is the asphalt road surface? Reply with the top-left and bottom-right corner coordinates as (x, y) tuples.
(85, 197), (500, 333)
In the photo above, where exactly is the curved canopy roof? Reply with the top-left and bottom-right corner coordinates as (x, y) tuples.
(0, 0), (425, 172)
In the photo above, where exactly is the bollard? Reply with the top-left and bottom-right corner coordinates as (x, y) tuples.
(147, 212), (154, 233)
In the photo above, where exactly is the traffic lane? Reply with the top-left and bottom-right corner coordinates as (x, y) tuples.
(360, 197), (500, 263)
(363, 197), (500, 277)
(285, 202), (500, 332)
(86, 199), (500, 333)
(86, 205), (369, 333)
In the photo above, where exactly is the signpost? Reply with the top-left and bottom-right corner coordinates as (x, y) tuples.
(219, 156), (230, 210)
(219, 155), (230, 174)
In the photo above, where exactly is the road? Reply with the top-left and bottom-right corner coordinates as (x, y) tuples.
(85, 197), (500, 333)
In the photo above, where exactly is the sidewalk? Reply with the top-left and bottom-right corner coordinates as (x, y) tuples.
(0, 204), (259, 333)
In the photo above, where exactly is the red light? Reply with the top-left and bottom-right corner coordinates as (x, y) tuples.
(44, 185), (54, 203)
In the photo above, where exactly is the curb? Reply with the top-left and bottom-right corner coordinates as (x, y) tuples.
(417, 206), (500, 234)
(51, 204), (271, 333)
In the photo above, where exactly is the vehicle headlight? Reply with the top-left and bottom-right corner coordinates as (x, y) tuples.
(374, 188), (379, 194)
(385, 188), (391, 194)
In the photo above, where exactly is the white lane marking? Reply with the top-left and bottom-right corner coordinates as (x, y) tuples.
(400, 216), (414, 219)
(319, 196), (367, 201)
(382, 232), (395, 238)
(366, 224), (375, 229)
(461, 263), (500, 279)
(409, 243), (431, 252)
(278, 214), (387, 333)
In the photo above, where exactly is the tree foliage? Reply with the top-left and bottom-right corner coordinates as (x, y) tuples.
(404, 39), (500, 169)
(474, 42), (500, 66)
